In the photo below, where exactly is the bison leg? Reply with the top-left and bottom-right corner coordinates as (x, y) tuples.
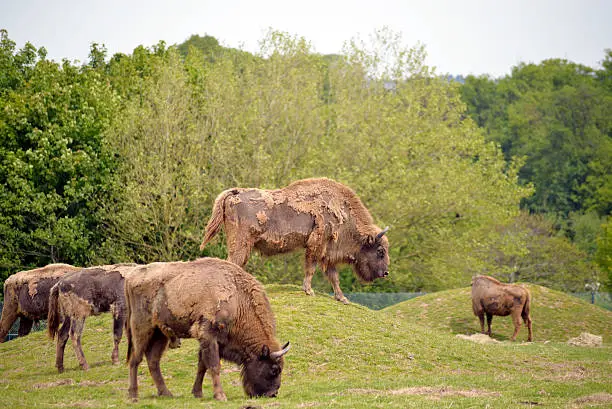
(510, 310), (522, 342)
(485, 313), (493, 337)
(56, 317), (71, 373)
(111, 314), (124, 365)
(145, 329), (172, 397)
(0, 302), (18, 342)
(17, 317), (34, 337)
(302, 253), (316, 296)
(128, 330), (149, 401)
(325, 266), (349, 304)
(226, 227), (253, 267)
(70, 317), (89, 370)
(522, 311), (533, 342)
(192, 339), (226, 400)
(476, 311), (485, 334)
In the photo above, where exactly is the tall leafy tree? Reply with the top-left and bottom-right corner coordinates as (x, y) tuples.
(0, 30), (120, 283)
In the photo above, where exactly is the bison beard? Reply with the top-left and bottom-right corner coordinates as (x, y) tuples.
(199, 178), (390, 304)
(125, 258), (290, 401)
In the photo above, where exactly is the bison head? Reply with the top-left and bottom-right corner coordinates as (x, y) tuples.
(242, 342), (290, 398)
(352, 226), (390, 282)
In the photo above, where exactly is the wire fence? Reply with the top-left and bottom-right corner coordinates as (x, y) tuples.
(0, 302), (47, 342)
(1, 292), (610, 341)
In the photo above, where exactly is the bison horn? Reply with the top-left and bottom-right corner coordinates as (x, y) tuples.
(270, 342), (291, 360)
(376, 226), (389, 240)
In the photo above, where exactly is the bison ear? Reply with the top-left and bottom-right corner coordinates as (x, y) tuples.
(260, 345), (271, 359)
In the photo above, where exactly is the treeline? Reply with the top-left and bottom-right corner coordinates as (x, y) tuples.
(460, 54), (612, 291)
(0, 29), (607, 294)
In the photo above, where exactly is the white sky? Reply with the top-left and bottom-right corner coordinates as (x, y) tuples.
(1, 0), (611, 77)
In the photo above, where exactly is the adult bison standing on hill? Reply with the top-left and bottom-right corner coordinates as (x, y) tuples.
(200, 178), (390, 304)
(471, 275), (533, 342)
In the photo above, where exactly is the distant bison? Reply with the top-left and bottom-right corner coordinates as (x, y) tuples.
(125, 258), (290, 401)
(1, 264), (81, 342)
(471, 275), (533, 341)
(47, 264), (138, 372)
(200, 178), (390, 304)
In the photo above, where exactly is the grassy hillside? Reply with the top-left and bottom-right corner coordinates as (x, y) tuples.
(0, 284), (610, 408)
(384, 284), (612, 343)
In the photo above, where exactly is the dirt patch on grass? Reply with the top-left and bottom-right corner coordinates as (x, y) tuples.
(570, 393), (612, 408)
(335, 386), (500, 399)
(567, 332), (603, 347)
(456, 333), (500, 344)
(535, 363), (589, 381)
(32, 379), (74, 389)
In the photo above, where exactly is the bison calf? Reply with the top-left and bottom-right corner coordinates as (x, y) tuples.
(471, 275), (533, 341)
(125, 258), (290, 401)
(47, 264), (137, 372)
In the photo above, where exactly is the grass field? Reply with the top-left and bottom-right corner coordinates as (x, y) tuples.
(0, 284), (610, 408)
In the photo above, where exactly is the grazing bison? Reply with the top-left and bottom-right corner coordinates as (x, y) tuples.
(471, 275), (533, 342)
(200, 178), (390, 304)
(125, 258), (290, 401)
(1, 264), (81, 342)
(47, 264), (138, 373)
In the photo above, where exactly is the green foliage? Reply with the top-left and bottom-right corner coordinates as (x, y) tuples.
(1, 28), (599, 294)
(1, 286), (611, 408)
(483, 212), (600, 292)
(461, 59), (612, 218)
(0, 30), (120, 280)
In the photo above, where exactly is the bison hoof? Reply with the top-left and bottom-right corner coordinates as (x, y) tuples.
(192, 389), (203, 398)
(57, 367), (64, 374)
(214, 391), (227, 401)
(336, 296), (349, 304)
(303, 287), (315, 296)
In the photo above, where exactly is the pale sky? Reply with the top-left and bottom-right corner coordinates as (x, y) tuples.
(1, 0), (611, 77)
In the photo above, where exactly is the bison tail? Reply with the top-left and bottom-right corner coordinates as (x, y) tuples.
(125, 285), (133, 364)
(199, 189), (237, 251)
(522, 287), (531, 317)
(47, 284), (61, 340)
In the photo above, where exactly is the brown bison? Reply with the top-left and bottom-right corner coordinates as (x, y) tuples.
(200, 178), (390, 304)
(471, 275), (533, 341)
(47, 264), (138, 373)
(125, 258), (290, 401)
(1, 263), (81, 342)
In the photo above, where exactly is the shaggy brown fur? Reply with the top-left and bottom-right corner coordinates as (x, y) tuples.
(47, 264), (137, 372)
(0, 264), (81, 342)
(200, 178), (390, 303)
(471, 275), (533, 342)
(125, 258), (290, 401)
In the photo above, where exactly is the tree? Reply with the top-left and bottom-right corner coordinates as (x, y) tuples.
(0, 31), (120, 284)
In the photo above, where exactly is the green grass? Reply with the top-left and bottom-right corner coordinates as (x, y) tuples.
(1, 284), (611, 408)
(384, 284), (612, 343)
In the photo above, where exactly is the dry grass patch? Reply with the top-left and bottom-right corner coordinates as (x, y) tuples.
(333, 386), (501, 399)
(570, 393), (612, 408)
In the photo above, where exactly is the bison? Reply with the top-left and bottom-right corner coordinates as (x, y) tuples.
(125, 258), (290, 401)
(1, 263), (81, 342)
(471, 275), (533, 342)
(200, 178), (390, 304)
(47, 264), (138, 373)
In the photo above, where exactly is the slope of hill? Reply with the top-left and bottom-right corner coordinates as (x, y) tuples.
(384, 284), (612, 343)
(0, 285), (610, 408)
